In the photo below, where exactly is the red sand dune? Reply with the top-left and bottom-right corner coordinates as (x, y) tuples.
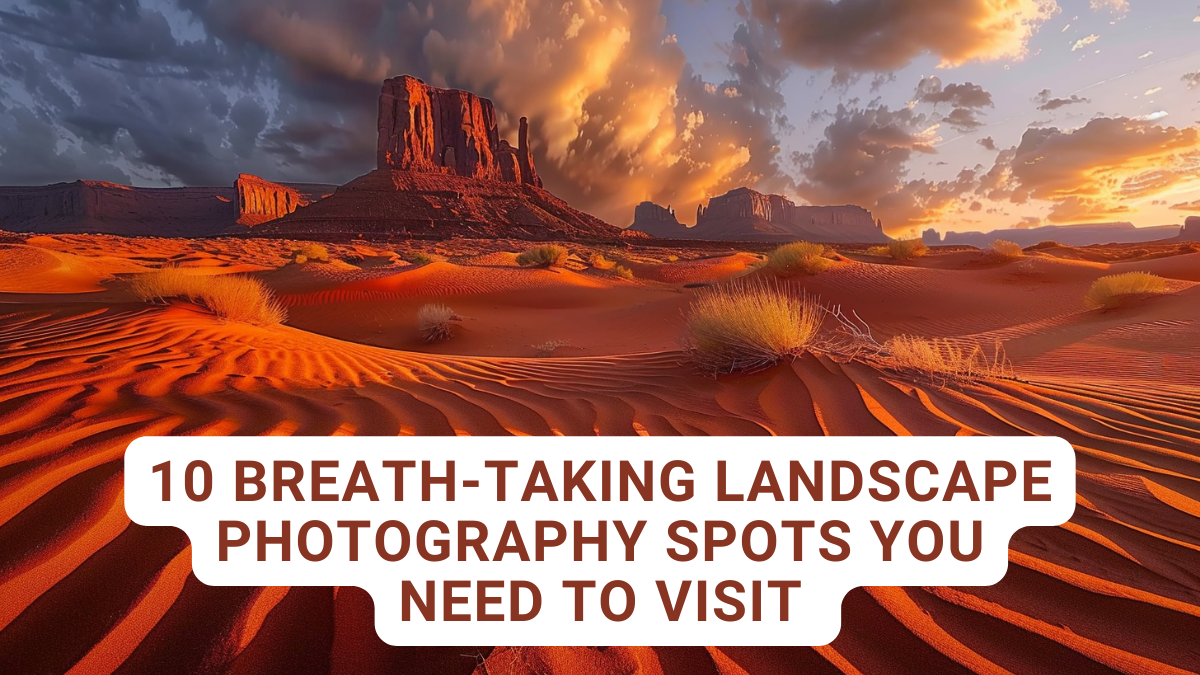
(0, 235), (1198, 674)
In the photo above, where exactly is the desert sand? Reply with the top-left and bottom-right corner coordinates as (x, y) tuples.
(0, 232), (1198, 674)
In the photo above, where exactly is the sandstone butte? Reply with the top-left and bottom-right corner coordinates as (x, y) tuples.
(629, 187), (891, 244)
(254, 76), (633, 242)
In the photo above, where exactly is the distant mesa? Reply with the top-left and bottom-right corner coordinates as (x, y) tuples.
(1179, 216), (1200, 242)
(0, 177), (332, 237)
(925, 221), (1183, 248)
(629, 187), (890, 243)
(255, 75), (630, 242)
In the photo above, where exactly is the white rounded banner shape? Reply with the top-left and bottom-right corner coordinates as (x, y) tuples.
(125, 436), (1075, 646)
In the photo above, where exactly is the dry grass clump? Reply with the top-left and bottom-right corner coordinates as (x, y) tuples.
(883, 336), (1012, 383)
(1084, 272), (1169, 309)
(589, 252), (616, 270)
(409, 252), (434, 266)
(887, 239), (928, 261)
(986, 239), (1023, 262)
(614, 265), (635, 280)
(767, 241), (831, 276)
(131, 268), (287, 326)
(417, 303), (461, 342)
(293, 243), (330, 264)
(684, 279), (823, 375)
(517, 245), (569, 268)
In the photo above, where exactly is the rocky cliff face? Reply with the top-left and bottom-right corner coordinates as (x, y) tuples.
(0, 181), (238, 236)
(377, 76), (541, 187)
(629, 187), (888, 243)
(234, 174), (332, 226)
(933, 222), (1181, 248)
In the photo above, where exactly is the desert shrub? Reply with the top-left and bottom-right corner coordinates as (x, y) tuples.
(886, 239), (928, 261)
(986, 239), (1023, 262)
(589, 253), (616, 270)
(684, 279), (823, 375)
(1084, 272), (1169, 309)
(767, 241), (831, 276)
(866, 246), (890, 257)
(614, 265), (635, 280)
(884, 336), (1011, 382)
(131, 268), (287, 326)
(517, 245), (569, 268)
(666, 255), (680, 263)
(409, 252), (434, 266)
(417, 303), (461, 342)
(532, 340), (570, 357)
(292, 243), (330, 264)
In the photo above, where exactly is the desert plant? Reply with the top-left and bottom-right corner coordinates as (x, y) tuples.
(767, 241), (831, 276)
(666, 255), (680, 263)
(517, 245), (569, 268)
(684, 279), (823, 374)
(1084, 272), (1169, 309)
(292, 243), (330, 264)
(409, 252), (434, 266)
(886, 239), (928, 261)
(589, 252), (616, 270)
(131, 268), (287, 326)
(883, 335), (1012, 383)
(1027, 241), (1061, 250)
(986, 239), (1023, 262)
(417, 303), (461, 342)
(614, 265), (635, 280)
(531, 340), (570, 357)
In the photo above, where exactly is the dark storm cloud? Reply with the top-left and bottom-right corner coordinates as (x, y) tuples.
(0, 0), (791, 225)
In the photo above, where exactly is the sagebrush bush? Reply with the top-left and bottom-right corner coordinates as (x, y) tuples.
(517, 245), (569, 268)
(767, 242), (831, 276)
(1084, 272), (1169, 309)
(131, 268), (287, 326)
(409, 252), (434, 266)
(886, 239), (928, 261)
(986, 239), (1023, 262)
(293, 243), (330, 264)
(417, 303), (460, 342)
(589, 253), (616, 270)
(884, 335), (1011, 382)
(684, 279), (823, 374)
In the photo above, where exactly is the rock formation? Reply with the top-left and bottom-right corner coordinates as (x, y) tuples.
(377, 75), (541, 187)
(234, 174), (332, 226)
(1179, 216), (1200, 242)
(0, 175), (334, 236)
(256, 76), (629, 242)
(630, 187), (889, 243)
(930, 222), (1181, 248)
(629, 202), (685, 238)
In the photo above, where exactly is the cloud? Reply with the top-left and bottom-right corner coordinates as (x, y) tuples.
(1183, 72), (1200, 89)
(795, 103), (977, 231)
(1090, 0), (1128, 13)
(978, 136), (998, 151)
(746, 0), (1057, 77)
(1035, 89), (1090, 110)
(981, 117), (1200, 223)
(0, 0), (792, 226)
(914, 77), (994, 109)
(1071, 34), (1099, 51)
(1170, 199), (1200, 211)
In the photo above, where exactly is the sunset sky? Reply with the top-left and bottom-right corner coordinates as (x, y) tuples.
(1, 0), (1199, 235)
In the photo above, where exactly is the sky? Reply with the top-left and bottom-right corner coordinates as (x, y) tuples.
(0, 0), (1198, 236)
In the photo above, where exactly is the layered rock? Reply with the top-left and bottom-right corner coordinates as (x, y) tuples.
(235, 174), (332, 226)
(253, 170), (636, 242)
(630, 187), (889, 243)
(929, 222), (1182, 248)
(377, 76), (541, 187)
(0, 181), (237, 236)
(629, 202), (685, 238)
